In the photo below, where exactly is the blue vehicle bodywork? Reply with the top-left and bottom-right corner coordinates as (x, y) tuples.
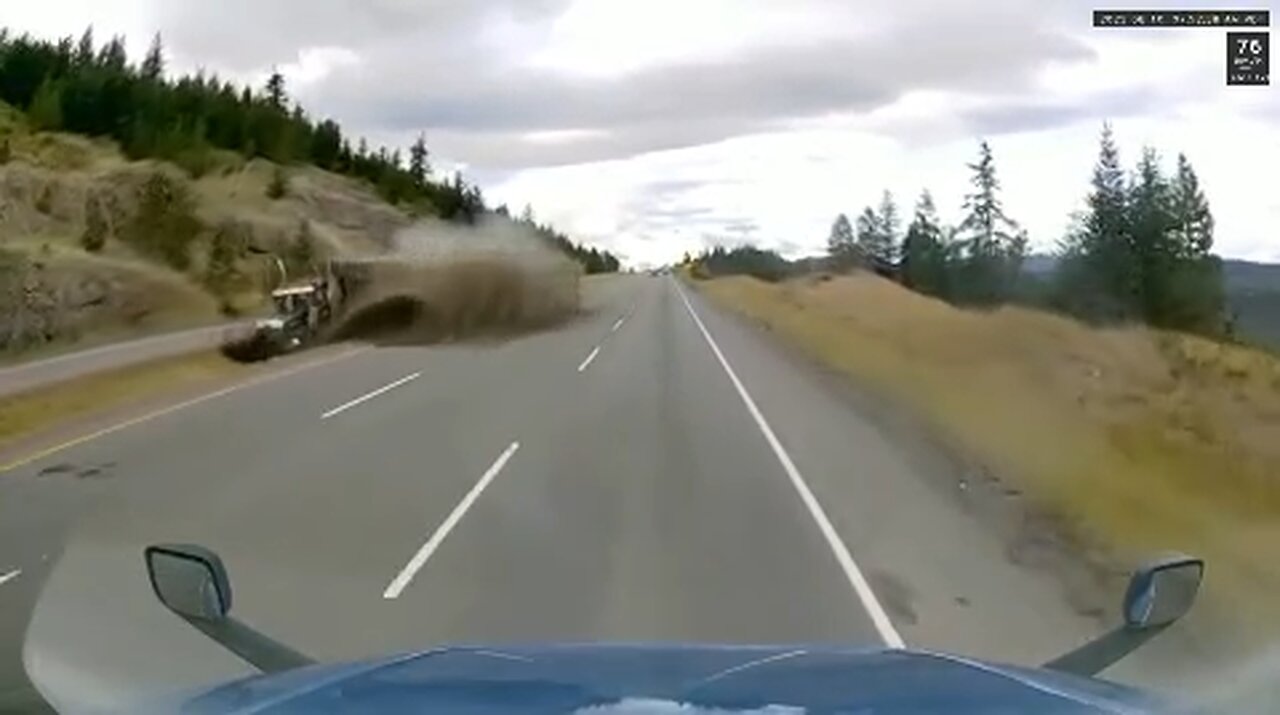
(177, 643), (1172, 714)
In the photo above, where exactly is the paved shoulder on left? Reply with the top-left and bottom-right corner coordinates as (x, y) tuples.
(0, 323), (242, 399)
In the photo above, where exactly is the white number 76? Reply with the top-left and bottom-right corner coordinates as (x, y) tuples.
(1236, 38), (1263, 55)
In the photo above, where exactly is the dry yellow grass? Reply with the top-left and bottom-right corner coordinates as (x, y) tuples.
(0, 350), (249, 448)
(700, 273), (1280, 634)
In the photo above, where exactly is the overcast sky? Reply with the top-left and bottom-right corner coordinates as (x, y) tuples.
(7, 1), (1277, 266)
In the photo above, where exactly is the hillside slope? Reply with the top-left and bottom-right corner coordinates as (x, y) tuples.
(0, 102), (410, 356)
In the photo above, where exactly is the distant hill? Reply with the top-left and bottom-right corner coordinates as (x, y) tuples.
(1222, 259), (1280, 351)
(1020, 254), (1279, 350)
(1223, 259), (1280, 292)
(1022, 253), (1059, 276)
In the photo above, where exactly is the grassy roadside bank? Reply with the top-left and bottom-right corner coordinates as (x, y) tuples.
(695, 273), (1280, 645)
(0, 350), (251, 453)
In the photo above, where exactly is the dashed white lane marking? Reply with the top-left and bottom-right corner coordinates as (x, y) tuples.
(321, 372), (421, 419)
(576, 346), (602, 373)
(611, 316), (626, 332)
(0, 569), (21, 587)
(1, 346), (370, 474)
(674, 281), (906, 649)
(383, 441), (521, 599)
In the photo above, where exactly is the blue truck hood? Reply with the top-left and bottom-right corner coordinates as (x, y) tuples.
(173, 644), (1174, 714)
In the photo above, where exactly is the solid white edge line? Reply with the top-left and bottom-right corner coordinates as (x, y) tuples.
(383, 441), (521, 599)
(673, 280), (906, 649)
(321, 372), (421, 419)
(577, 346), (602, 372)
(0, 569), (21, 587)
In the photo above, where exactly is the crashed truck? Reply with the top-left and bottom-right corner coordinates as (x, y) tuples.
(232, 258), (375, 359)
(251, 281), (333, 353)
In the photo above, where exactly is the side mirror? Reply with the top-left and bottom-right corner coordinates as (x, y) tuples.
(1044, 553), (1203, 677)
(143, 543), (314, 674)
(145, 544), (232, 622)
(1122, 555), (1203, 629)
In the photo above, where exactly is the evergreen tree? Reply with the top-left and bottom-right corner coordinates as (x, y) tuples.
(265, 69), (286, 110)
(141, 33), (164, 81)
(74, 26), (94, 67)
(1063, 122), (1132, 317)
(97, 35), (126, 70)
(1170, 152), (1213, 258)
(854, 206), (880, 264)
(1057, 127), (1224, 333)
(901, 190), (951, 298)
(310, 119), (342, 169)
(877, 190), (900, 263)
(956, 140), (1022, 304)
(1126, 146), (1224, 331)
(826, 212), (856, 268)
(409, 133), (429, 186)
(695, 245), (789, 282)
(1129, 146), (1174, 318)
(1061, 149), (1132, 318)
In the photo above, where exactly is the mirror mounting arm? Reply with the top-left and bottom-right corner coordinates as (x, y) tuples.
(1042, 624), (1167, 676)
(184, 615), (315, 673)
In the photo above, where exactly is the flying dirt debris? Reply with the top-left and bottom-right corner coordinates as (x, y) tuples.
(221, 219), (582, 362)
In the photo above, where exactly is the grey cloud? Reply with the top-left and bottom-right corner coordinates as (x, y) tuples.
(614, 180), (740, 236)
(723, 220), (761, 236)
(309, 41), (899, 136)
(636, 179), (716, 199)
(150, 0), (568, 72)
(648, 206), (717, 221)
(291, 3), (1093, 169)
(774, 239), (806, 256)
(957, 74), (1219, 137)
(146, 0), (1128, 172)
(415, 117), (763, 170)
(958, 89), (1150, 136)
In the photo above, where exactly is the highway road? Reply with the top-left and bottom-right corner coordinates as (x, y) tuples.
(1, 274), (1107, 711)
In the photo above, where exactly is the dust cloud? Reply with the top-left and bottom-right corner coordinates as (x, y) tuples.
(327, 217), (581, 345)
(218, 216), (582, 362)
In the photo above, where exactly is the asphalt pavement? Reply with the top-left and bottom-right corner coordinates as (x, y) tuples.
(0, 323), (243, 399)
(1, 274), (1107, 712)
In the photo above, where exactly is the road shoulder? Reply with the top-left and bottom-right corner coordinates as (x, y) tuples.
(686, 276), (1260, 696)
